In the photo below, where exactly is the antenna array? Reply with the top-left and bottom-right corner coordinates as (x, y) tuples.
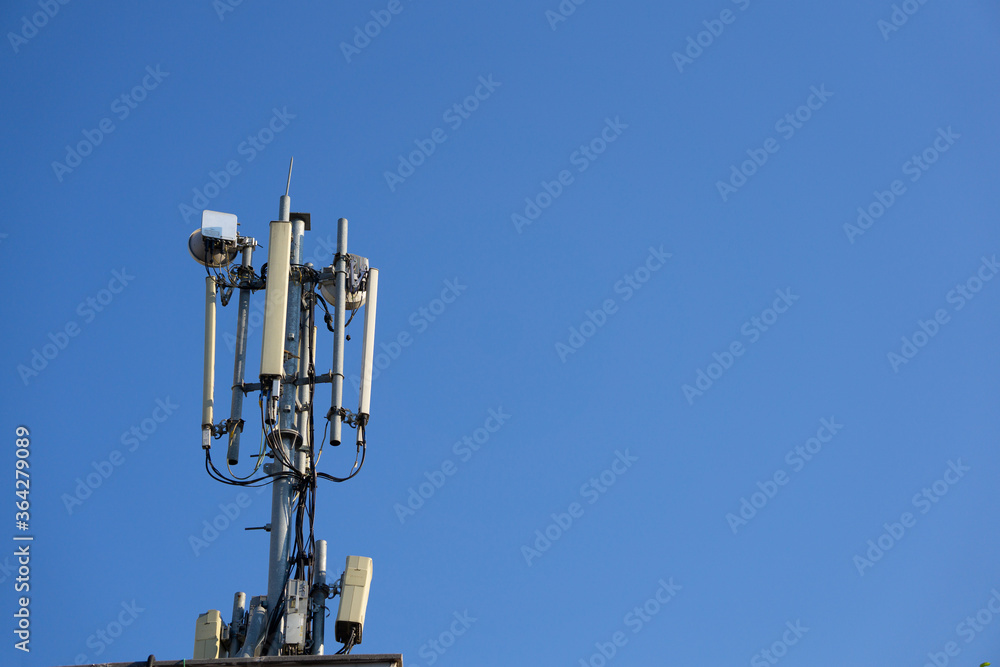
(188, 159), (379, 658)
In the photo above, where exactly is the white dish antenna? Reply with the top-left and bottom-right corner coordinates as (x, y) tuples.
(188, 210), (240, 267)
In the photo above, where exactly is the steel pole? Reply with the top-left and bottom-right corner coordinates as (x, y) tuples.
(264, 209), (305, 654)
(329, 218), (348, 445)
(227, 245), (254, 464)
(310, 540), (328, 654)
(228, 591), (246, 657)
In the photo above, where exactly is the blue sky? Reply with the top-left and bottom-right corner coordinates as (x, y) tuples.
(2, 1), (1000, 666)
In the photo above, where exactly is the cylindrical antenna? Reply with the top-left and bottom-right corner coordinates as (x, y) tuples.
(229, 592), (247, 657)
(202, 277), (217, 449)
(357, 268), (379, 438)
(296, 316), (318, 468)
(329, 218), (348, 446)
(310, 540), (328, 655)
(227, 243), (254, 464)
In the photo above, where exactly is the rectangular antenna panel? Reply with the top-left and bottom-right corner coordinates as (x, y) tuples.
(335, 555), (373, 644)
(260, 220), (292, 378)
(357, 268), (379, 418)
(193, 609), (223, 659)
(202, 210), (238, 241)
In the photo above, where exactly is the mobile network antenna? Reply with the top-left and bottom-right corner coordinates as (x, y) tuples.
(188, 158), (379, 658)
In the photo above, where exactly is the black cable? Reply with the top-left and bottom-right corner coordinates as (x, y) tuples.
(204, 449), (285, 488)
(336, 628), (356, 655)
(316, 438), (366, 483)
(261, 586), (287, 656)
(202, 238), (217, 282)
(305, 298), (318, 561)
(259, 398), (305, 479)
(317, 293), (335, 332)
(316, 278), (360, 333)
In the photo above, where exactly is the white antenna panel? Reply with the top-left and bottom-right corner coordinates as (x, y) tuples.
(202, 210), (239, 241)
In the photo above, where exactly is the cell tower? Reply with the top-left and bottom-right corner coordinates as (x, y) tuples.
(186, 159), (384, 659)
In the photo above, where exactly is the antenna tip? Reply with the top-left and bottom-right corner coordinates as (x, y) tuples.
(285, 158), (294, 197)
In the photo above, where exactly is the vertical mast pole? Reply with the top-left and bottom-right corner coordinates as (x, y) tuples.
(309, 539), (328, 654)
(227, 244), (254, 464)
(329, 218), (348, 446)
(264, 160), (303, 653)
